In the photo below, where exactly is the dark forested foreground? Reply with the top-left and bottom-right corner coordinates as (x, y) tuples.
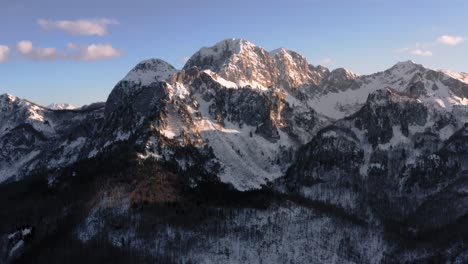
(1, 150), (467, 263)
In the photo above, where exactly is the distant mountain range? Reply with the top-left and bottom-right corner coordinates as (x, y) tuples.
(1, 39), (468, 263)
(46, 103), (76, 110)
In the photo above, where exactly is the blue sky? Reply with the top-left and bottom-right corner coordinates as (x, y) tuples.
(1, 0), (467, 106)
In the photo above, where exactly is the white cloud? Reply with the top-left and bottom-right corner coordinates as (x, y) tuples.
(72, 44), (122, 61)
(38, 18), (118, 36)
(67, 43), (79, 50)
(32, 48), (58, 61)
(13, 41), (122, 62)
(0, 45), (10, 62)
(15, 41), (59, 61)
(396, 34), (464, 58)
(437, 35), (465, 46)
(318, 57), (334, 65)
(410, 49), (433, 56)
(16, 40), (33, 54)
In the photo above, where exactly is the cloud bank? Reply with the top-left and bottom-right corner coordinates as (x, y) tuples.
(14, 41), (122, 61)
(437, 35), (465, 46)
(16, 40), (33, 54)
(397, 34), (465, 57)
(410, 49), (433, 57)
(70, 43), (122, 61)
(38, 18), (118, 36)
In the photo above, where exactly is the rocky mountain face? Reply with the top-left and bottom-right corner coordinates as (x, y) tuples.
(0, 94), (104, 183)
(286, 87), (468, 224)
(309, 60), (468, 119)
(1, 39), (468, 263)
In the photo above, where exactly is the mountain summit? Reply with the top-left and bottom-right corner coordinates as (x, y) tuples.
(183, 38), (330, 90)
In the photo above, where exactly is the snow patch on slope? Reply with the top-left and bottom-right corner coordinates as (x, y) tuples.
(193, 94), (294, 191)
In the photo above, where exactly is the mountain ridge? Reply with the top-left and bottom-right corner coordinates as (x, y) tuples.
(2, 39), (468, 187)
(2, 38), (468, 263)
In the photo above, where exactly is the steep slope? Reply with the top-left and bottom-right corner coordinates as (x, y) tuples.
(100, 60), (325, 190)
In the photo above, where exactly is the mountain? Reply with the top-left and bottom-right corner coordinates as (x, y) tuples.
(1, 39), (468, 263)
(286, 87), (468, 225)
(309, 60), (468, 119)
(46, 103), (76, 110)
(0, 93), (104, 182)
(184, 39), (330, 91)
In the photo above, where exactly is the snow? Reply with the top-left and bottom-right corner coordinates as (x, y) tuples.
(310, 61), (468, 119)
(203, 70), (238, 89)
(159, 99), (188, 139)
(5, 227), (33, 257)
(441, 70), (468, 84)
(192, 94), (295, 190)
(186, 39), (275, 91)
(439, 125), (456, 140)
(322, 130), (338, 138)
(268, 47), (287, 57)
(122, 58), (178, 86)
(115, 131), (131, 141)
(21, 228), (32, 236)
(46, 103), (76, 110)
(88, 148), (99, 158)
(378, 126), (411, 150)
(9, 240), (24, 256)
(0, 150), (41, 182)
(166, 82), (190, 100)
(48, 137), (87, 168)
(194, 38), (254, 60)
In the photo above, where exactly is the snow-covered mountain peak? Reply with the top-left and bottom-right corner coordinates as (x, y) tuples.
(269, 48), (303, 59)
(46, 103), (76, 110)
(122, 58), (178, 86)
(268, 47), (287, 57)
(183, 39), (277, 89)
(184, 38), (258, 70)
(195, 38), (256, 57)
(388, 60), (424, 74)
(0, 93), (18, 103)
(184, 39), (330, 90)
(269, 48), (308, 63)
(106, 59), (179, 110)
(394, 60), (417, 67)
(329, 68), (358, 81)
